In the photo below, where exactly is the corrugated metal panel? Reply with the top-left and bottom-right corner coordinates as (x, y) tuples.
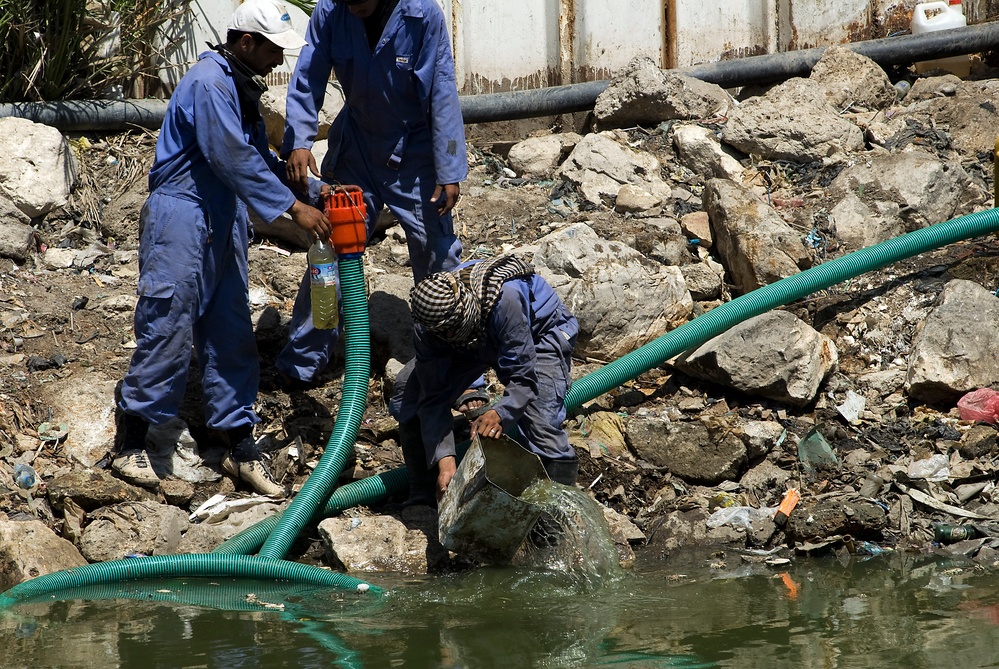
(454, 0), (559, 93)
(571, 0), (664, 82)
(779, 0), (872, 50)
(162, 1), (997, 95)
(670, 0), (778, 67)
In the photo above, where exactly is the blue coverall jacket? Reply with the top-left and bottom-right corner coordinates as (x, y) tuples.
(119, 50), (300, 430)
(391, 266), (579, 468)
(277, 0), (469, 381)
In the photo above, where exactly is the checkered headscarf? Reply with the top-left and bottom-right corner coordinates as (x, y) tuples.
(410, 255), (534, 346)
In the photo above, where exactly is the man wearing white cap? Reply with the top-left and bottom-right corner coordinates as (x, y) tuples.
(112, 0), (330, 495)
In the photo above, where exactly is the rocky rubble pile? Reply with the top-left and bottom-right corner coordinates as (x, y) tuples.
(3, 45), (999, 586)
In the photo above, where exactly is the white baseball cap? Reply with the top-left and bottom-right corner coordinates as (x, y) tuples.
(228, 0), (308, 50)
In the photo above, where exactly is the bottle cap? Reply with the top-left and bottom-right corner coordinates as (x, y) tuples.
(949, 0), (962, 5)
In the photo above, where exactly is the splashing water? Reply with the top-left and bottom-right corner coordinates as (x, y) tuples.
(511, 480), (624, 589)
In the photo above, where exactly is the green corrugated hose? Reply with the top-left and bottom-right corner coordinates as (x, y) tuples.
(4, 211), (999, 608)
(563, 209), (999, 411)
(214, 467), (408, 555)
(258, 255), (371, 559)
(216, 209), (999, 555)
(0, 256), (375, 609)
(0, 554), (379, 608)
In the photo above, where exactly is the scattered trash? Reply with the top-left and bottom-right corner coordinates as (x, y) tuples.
(957, 388), (999, 424)
(896, 482), (991, 519)
(933, 523), (983, 544)
(706, 505), (775, 530)
(797, 426), (839, 474)
(36, 421), (69, 443)
(780, 572), (799, 599)
(908, 453), (950, 482)
(836, 390), (866, 425)
(850, 540), (891, 556)
(13, 464), (36, 490)
(773, 488), (801, 528)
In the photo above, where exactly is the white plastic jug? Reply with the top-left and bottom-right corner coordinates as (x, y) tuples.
(911, 0), (970, 78)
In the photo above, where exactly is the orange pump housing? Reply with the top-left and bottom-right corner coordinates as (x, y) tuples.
(324, 190), (367, 256)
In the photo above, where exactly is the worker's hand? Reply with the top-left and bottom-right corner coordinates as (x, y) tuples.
(470, 409), (502, 440)
(286, 148), (320, 196)
(436, 455), (457, 501)
(287, 199), (330, 242)
(430, 183), (460, 216)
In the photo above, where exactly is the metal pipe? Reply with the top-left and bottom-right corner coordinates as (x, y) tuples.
(2, 22), (998, 129)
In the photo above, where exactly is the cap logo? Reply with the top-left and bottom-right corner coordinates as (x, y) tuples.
(280, 12), (291, 21)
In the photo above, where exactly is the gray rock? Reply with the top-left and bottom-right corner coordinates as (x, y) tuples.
(0, 117), (78, 218)
(907, 279), (999, 403)
(319, 508), (449, 575)
(676, 310), (838, 407)
(507, 133), (582, 177)
(78, 501), (191, 563)
(533, 223), (692, 361)
(722, 78), (865, 163)
(737, 421), (786, 461)
(829, 149), (980, 233)
(0, 518), (86, 590)
(626, 217), (690, 267)
(784, 497), (887, 543)
(557, 132), (671, 207)
(958, 425), (999, 460)
(626, 417), (747, 485)
(46, 469), (155, 512)
(615, 184), (662, 213)
(809, 45), (896, 111)
(702, 178), (810, 293)
(594, 56), (732, 129)
(680, 262), (723, 301)
(672, 124), (744, 180)
(829, 192), (905, 248)
(0, 196), (34, 262)
(680, 211), (712, 248)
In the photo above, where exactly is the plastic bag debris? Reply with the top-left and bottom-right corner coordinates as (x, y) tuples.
(706, 505), (776, 530)
(797, 426), (839, 474)
(957, 388), (999, 424)
(907, 453), (950, 482)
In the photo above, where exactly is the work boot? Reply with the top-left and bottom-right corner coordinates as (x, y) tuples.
(543, 456), (579, 486)
(221, 426), (286, 497)
(399, 418), (436, 507)
(111, 413), (159, 487)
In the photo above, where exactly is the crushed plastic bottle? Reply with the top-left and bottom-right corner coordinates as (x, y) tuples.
(13, 463), (36, 490)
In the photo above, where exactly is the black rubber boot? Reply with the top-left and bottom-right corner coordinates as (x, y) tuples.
(226, 425), (256, 460)
(115, 412), (150, 453)
(399, 419), (437, 507)
(543, 456), (579, 486)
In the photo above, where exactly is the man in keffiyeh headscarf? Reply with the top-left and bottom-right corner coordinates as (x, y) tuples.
(389, 255), (580, 505)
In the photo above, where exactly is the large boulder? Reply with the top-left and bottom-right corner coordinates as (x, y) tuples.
(702, 178), (810, 293)
(0, 117), (78, 218)
(675, 310), (838, 407)
(722, 78), (865, 163)
(594, 56), (732, 129)
(557, 132), (672, 207)
(532, 223), (692, 361)
(809, 45), (897, 111)
(0, 518), (86, 590)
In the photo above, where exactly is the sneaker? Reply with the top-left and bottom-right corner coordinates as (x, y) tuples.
(111, 449), (161, 487)
(221, 451), (287, 497)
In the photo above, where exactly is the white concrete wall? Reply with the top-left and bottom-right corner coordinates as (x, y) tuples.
(160, 0), (938, 94)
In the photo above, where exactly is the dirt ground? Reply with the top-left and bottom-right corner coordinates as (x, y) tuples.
(2, 113), (997, 558)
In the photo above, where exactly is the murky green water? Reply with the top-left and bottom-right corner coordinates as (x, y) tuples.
(3, 550), (999, 668)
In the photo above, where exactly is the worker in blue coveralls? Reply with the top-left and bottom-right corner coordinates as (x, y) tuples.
(112, 0), (331, 495)
(388, 256), (580, 506)
(277, 0), (468, 390)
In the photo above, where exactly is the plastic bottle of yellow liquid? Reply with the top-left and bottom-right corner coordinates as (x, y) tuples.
(309, 238), (339, 329)
(911, 0), (970, 78)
